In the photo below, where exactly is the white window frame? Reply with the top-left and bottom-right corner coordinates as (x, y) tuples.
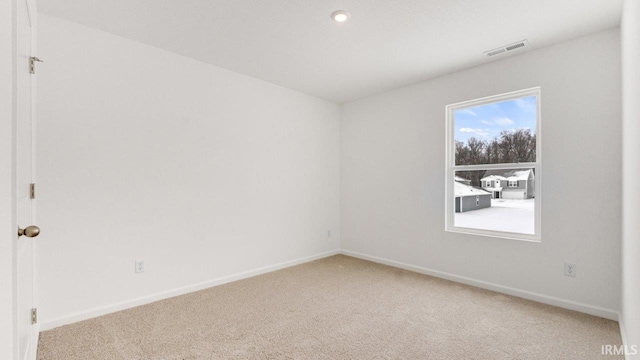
(445, 87), (542, 242)
(509, 180), (517, 187)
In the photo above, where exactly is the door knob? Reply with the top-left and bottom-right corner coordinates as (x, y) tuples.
(18, 225), (40, 238)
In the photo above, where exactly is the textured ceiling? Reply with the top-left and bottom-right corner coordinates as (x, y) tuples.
(37, 0), (622, 103)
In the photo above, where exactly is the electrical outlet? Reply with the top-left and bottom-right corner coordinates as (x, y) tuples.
(564, 263), (576, 277)
(135, 260), (145, 274)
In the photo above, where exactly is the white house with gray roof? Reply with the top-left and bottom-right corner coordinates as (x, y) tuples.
(481, 169), (535, 200)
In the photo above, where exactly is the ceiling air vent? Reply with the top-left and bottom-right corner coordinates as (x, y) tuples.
(485, 40), (529, 57)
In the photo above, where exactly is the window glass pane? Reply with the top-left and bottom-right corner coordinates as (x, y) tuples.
(454, 96), (537, 165)
(453, 168), (535, 235)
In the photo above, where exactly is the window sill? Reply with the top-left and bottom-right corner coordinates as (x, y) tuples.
(445, 227), (541, 243)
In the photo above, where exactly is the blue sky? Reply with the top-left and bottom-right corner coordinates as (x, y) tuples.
(454, 95), (537, 143)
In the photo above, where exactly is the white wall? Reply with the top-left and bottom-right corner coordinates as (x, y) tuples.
(622, 0), (640, 353)
(0, 0), (16, 358)
(36, 15), (340, 328)
(341, 29), (621, 315)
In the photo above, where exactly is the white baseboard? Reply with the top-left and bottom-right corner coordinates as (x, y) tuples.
(39, 249), (340, 332)
(341, 249), (619, 321)
(39, 248), (620, 334)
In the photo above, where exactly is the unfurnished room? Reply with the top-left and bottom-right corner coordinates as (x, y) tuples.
(2, 0), (640, 359)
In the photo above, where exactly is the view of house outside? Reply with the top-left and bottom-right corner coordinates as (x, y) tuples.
(452, 95), (537, 235)
(454, 168), (535, 234)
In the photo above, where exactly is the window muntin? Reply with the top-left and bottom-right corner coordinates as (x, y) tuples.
(446, 88), (541, 242)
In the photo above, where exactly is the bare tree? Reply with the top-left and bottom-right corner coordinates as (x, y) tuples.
(455, 140), (470, 165)
(467, 137), (486, 165)
(487, 138), (501, 163)
(510, 129), (536, 162)
(454, 129), (536, 184)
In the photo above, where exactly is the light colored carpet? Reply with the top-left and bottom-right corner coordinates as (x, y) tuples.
(37, 255), (622, 359)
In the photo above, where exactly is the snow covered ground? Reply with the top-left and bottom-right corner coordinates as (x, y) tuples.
(454, 199), (535, 234)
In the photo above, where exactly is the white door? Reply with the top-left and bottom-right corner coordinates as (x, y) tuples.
(502, 191), (524, 200)
(16, 0), (38, 358)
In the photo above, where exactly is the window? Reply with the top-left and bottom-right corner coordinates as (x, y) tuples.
(445, 87), (541, 241)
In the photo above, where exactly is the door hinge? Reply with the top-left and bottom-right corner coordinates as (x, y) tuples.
(29, 56), (43, 74)
(30, 183), (35, 199)
(31, 308), (37, 324)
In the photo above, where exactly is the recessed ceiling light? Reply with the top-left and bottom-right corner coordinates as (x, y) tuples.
(331, 10), (351, 23)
